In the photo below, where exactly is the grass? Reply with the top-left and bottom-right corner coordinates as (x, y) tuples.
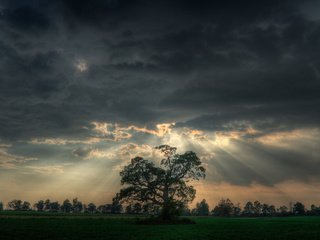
(136, 216), (196, 225)
(0, 212), (320, 240)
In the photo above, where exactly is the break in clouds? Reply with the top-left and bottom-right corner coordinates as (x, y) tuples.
(0, 0), (320, 205)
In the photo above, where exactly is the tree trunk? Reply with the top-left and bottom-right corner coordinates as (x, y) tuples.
(161, 185), (172, 220)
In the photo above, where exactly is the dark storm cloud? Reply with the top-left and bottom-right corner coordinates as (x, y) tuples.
(1, 1), (320, 131)
(1, 5), (51, 32)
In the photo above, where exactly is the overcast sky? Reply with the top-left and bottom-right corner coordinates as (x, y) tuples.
(0, 0), (320, 208)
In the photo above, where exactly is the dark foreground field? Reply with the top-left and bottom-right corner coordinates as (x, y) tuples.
(0, 212), (320, 240)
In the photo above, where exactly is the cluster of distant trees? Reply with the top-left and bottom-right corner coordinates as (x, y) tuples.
(0, 198), (122, 214)
(1, 198), (320, 217)
(184, 199), (320, 217)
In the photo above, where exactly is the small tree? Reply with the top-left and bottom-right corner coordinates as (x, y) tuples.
(7, 200), (30, 211)
(194, 199), (210, 216)
(261, 203), (276, 216)
(243, 201), (254, 216)
(115, 145), (205, 220)
(49, 202), (60, 212)
(34, 200), (45, 211)
(44, 199), (51, 211)
(253, 201), (262, 216)
(269, 205), (276, 216)
(278, 205), (289, 216)
(61, 199), (73, 213)
(212, 198), (234, 217)
(262, 203), (269, 216)
(87, 203), (96, 213)
(8, 200), (23, 211)
(293, 202), (305, 215)
(21, 201), (31, 211)
(310, 204), (320, 216)
(72, 198), (83, 213)
(233, 203), (242, 216)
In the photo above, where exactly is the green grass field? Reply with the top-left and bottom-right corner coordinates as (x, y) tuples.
(0, 212), (320, 240)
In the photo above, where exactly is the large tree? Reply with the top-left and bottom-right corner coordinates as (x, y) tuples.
(115, 145), (205, 220)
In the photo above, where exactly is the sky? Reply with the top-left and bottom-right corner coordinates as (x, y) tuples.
(0, 0), (320, 208)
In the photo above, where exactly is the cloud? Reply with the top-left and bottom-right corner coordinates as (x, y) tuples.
(29, 137), (101, 145)
(72, 142), (157, 161)
(72, 146), (93, 158)
(0, 5), (51, 33)
(25, 165), (64, 175)
(255, 128), (320, 148)
(127, 123), (174, 137)
(91, 122), (132, 141)
(29, 122), (174, 146)
(0, 144), (37, 169)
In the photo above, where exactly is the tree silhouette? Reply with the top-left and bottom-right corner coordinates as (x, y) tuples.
(262, 204), (276, 216)
(310, 204), (320, 216)
(49, 201), (60, 212)
(293, 202), (305, 215)
(253, 201), (262, 216)
(278, 205), (289, 216)
(194, 199), (210, 216)
(125, 203), (143, 214)
(72, 198), (83, 213)
(97, 202), (122, 214)
(115, 145), (205, 220)
(34, 200), (45, 211)
(7, 200), (30, 211)
(8, 200), (22, 211)
(243, 201), (254, 216)
(212, 198), (235, 217)
(21, 201), (31, 211)
(62, 199), (73, 213)
(44, 199), (51, 211)
(87, 203), (96, 213)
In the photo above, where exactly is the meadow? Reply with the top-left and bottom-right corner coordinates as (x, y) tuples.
(0, 212), (320, 240)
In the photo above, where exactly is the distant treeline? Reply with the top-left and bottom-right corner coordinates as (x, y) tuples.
(0, 199), (122, 214)
(1, 198), (320, 217)
(188, 199), (320, 217)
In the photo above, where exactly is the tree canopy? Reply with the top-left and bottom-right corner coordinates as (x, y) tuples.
(115, 145), (206, 220)
(194, 199), (210, 216)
